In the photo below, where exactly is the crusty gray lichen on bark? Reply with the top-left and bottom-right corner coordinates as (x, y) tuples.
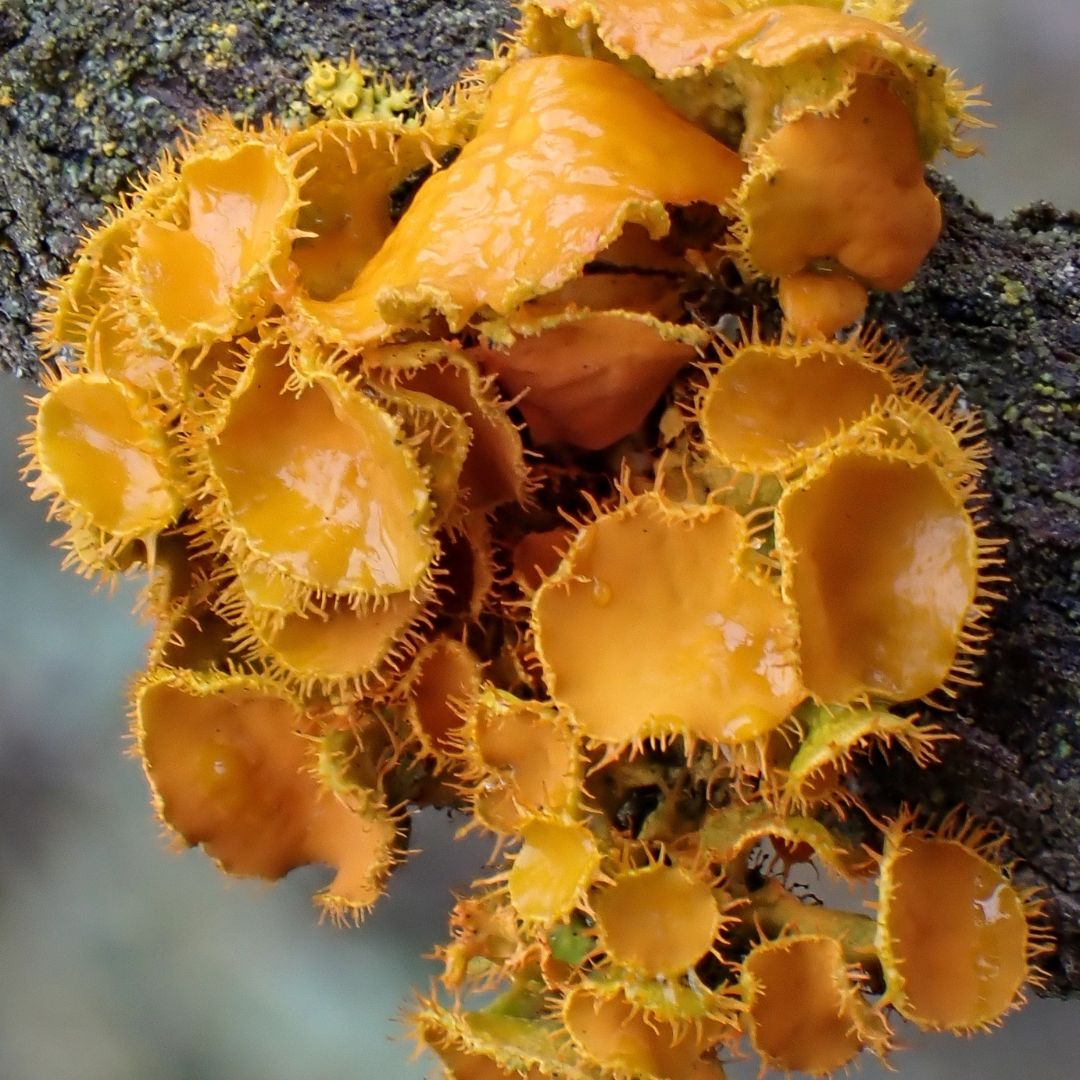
(1, 0), (1077, 994)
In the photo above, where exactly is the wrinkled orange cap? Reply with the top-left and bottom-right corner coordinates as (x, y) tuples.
(299, 54), (742, 344)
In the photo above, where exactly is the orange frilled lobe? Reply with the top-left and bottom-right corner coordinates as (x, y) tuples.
(529, 1), (913, 79)
(296, 54), (743, 345)
(735, 77), (941, 295)
(133, 670), (401, 916)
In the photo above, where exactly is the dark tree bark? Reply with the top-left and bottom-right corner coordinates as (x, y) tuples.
(1, 0), (1077, 994)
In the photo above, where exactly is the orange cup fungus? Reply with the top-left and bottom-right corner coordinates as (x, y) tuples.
(876, 813), (1051, 1033)
(22, 2), (1048, 1078)
(740, 933), (890, 1076)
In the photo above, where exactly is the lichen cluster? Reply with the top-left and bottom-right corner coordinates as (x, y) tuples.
(22, 1), (1051, 1076)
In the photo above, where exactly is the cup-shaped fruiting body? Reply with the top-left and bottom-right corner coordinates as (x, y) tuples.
(143, 537), (237, 672)
(80, 299), (182, 403)
(740, 933), (890, 1076)
(511, 527), (574, 595)
(437, 512), (498, 622)
(776, 270), (871, 340)
(698, 800), (872, 882)
(196, 344), (436, 599)
(233, 589), (434, 699)
(876, 813), (1050, 1032)
(368, 345), (530, 512)
(283, 117), (445, 304)
(34, 152), (181, 356)
(732, 78), (942, 332)
(415, 996), (585, 1080)
(24, 370), (183, 575)
(519, 1), (978, 157)
(533, 491), (804, 750)
(130, 121), (302, 348)
(474, 306), (704, 450)
(696, 331), (907, 475)
(562, 984), (729, 1080)
(366, 379), (473, 530)
(507, 816), (601, 926)
(399, 636), (484, 764)
(775, 438), (988, 703)
(133, 668), (402, 918)
(457, 687), (582, 834)
(591, 861), (725, 978)
(439, 893), (525, 991)
(782, 701), (945, 812)
(298, 54), (743, 345)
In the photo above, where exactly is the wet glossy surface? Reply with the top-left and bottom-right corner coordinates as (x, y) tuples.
(534, 494), (804, 746)
(35, 375), (179, 536)
(743, 936), (866, 1074)
(593, 864), (721, 977)
(883, 836), (1029, 1030)
(700, 342), (896, 472)
(136, 671), (399, 915)
(209, 351), (433, 596)
(303, 55), (742, 343)
(779, 453), (976, 702)
(507, 818), (599, 924)
(531, 2), (916, 77)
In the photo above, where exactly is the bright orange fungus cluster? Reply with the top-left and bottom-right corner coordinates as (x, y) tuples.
(23, 1), (1054, 1076)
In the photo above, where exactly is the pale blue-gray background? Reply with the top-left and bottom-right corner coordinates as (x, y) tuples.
(2, 2), (1078, 1077)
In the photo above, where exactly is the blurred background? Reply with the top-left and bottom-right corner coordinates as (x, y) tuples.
(1, 2), (1078, 1078)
